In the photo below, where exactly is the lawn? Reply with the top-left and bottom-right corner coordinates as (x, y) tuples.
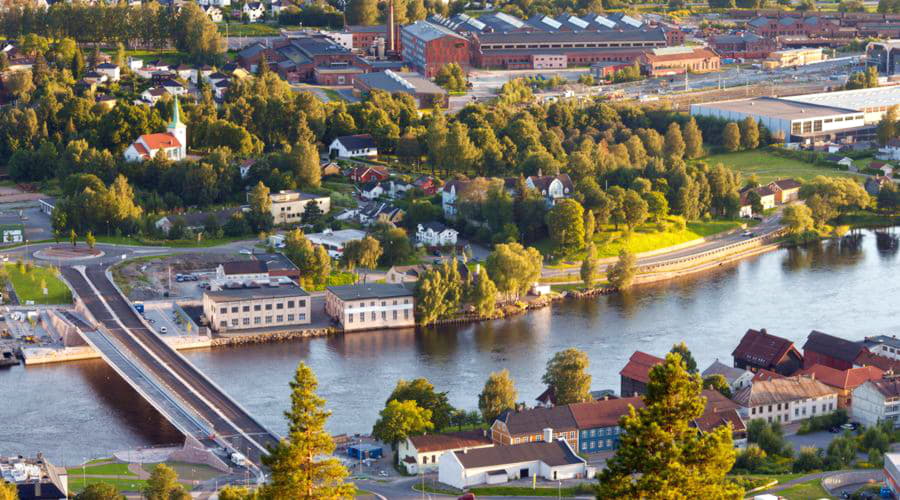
(217, 22), (281, 37)
(698, 150), (858, 184)
(777, 478), (835, 500)
(68, 476), (148, 494)
(5, 264), (73, 304)
(141, 461), (221, 481)
(95, 235), (249, 248)
(538, 218), (745, 267)
(66, 462), (136, 477)
(116, 49), (187, 66)
(470, 484), (596, 497)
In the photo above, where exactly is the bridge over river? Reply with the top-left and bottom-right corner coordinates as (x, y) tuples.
(59, 265), (280, 474)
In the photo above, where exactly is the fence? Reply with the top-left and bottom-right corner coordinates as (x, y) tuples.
(635, 229), (785, 274)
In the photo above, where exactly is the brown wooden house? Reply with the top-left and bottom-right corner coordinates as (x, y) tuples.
(619, 351), (665, 397)
(732, 328), (803, 376)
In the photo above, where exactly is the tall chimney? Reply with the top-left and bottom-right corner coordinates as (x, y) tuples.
(386, 0), (396, 53)
(542, 428), (553, 442)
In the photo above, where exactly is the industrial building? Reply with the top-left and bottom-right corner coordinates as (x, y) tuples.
(400, 20), (470, 77)
(867, 40), (900, 75)
(638, 46), (720, 76)
(203, 286), (311, 332)
(690, 96), (869, 145)
(267, 190), (331, 225)
(324, 283), (415, 331)
(762, 47), (825, 69)
(354, 70), (448, 108)
(1, 454), (68, 500)
(781, 86), (900, 124)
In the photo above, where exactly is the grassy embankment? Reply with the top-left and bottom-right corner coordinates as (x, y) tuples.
(699, 150), (859, 184)
(5, 263), (72, 304)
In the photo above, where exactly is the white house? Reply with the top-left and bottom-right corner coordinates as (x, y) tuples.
(398, 430), (493, 475)
(525, 173), (574, 206)
(214, 80), (231, 99)
(733, 375), (839, 425)
(124, 97), (187, 162)
(701, 359), (754, 394)
(388, 180), (413, 199)
(417, 222), (458, 247)
(441, 180), (467, 218)
(160, 78), (187, 96)
(200, 4), (223, 21)
(82, 71), (107, 84)
(329, 134), (378, 159)
(270, 0), (286, 15)
(199, 0), (231, 6)
(852, 379), (900, 429)
(826, 155), (854, 168)
(141, 87), (167, 105)
(214, 260), (270, 288)
(879, 138), (900, 161)
(95, 62), (121, 82)
(359, 182), (384, 201)
(307, 229), (367, 258)
(128, 57), (144, 71)
(437, 437), (589, 490)
(243, 2), (265, 22)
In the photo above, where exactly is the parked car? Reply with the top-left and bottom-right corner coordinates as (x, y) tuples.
(742, 231), (754, 237)
(159, 326), (168, 334)
(240, 248), (253, 255)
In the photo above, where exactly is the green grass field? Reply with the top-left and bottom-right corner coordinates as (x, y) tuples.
(141, 461), (221, 481)
(218, 22), (281, 37)
(66, 463), (136, 477)
(698, 150), (858, 184)
(539, 218), (744, 267)
(777, 478), (835, 500)
(68, 476), (148, 494)
(5, 264), (73, 304)
(95, 235), (248, 248)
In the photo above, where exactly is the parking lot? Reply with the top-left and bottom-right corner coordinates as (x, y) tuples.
(140, 300), (201, 338)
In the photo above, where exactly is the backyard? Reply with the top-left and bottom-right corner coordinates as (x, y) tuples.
(5, 263), (72, 304)
(698, 150), (859, 184)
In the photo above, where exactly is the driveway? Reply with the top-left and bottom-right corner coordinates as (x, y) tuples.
(786, 430), (840, 452)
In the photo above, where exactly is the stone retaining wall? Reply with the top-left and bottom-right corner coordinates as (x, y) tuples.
(210, 327), (336, 346)
(821, 470), (881, 493)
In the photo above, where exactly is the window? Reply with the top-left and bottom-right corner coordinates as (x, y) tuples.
(393, 310), (397, 320)
(265, 304), (272, 310)
(381, 311), (386, 320)
(242, 318), (250, 325)
(254, 305), (261, 311)
(404, 310), (409, 319)
(265, 316), (273, 324)
(287, 314), (294, 321)
(300, 313), (306, 320)
(371, 312), (376, 321)
(299, 299), (306, 307)
(348, 314), (353, 323)
(254, 317), (261, 324)
(276, 315), (283, 322)
(288, 301), (295, 308)
(231, 319), (238, 326)
(220, 307), (227, 314)
(359, 312), (365, 322)
(220, 320), (226, 327)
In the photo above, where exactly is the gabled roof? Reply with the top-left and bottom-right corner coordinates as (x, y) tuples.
(528, 174), (574, 193)
(139, 132), (181, 151)
(769, 178), (801, 190)
(409, 429), (492, 452)
(619, 351), (664, 385)
(733, 375), (838, 407)
(702, 359), (751, 385)
(335, 134), (377, 150)
(692, 389), (746, 434)
(863, 378), (900, 399)
(855, 350), (900, 373)
(495, 405), (577, 435)
(221, 260), (268, 275)
(802, 330), (867, 363)
(732, 328), (797, 367)
(568, 396), (643, 429)
(419, 221), (450, 233)
(453, 439), (582, 469)
(797, 364), (883, 390)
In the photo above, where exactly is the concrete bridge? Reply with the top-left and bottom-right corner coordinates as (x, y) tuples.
(59, 265), (280, 474)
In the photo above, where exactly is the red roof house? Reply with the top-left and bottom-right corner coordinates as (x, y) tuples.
(798, 363), (883, 408)
(802, 330), (869, 371)
(619, 351), (665, 397)
(732, 328), (803, 376)
(349, 165), (389, 184)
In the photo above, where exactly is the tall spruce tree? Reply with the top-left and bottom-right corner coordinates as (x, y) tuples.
(683, 117), (704, 159)
(261, 363), (354, 499)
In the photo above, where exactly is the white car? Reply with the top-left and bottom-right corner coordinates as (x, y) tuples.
(240, 248), (253, 255)
(159, 326), (168, 334)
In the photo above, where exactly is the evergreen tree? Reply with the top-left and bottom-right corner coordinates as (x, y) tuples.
(740, 116), (760, 150)
(580, 242), (597, 287)
(71, 47), (85, 79)
(247, 181), (274, 232)
(683, 117), (704, 159)
(293, 139), (321, 189)
(670, 342), (698, 373)
(478, 369), (518, 423)
(261, 363), (354, 499)
(542, 348), (592, 405)
(597, 353), (741, 499)
(664, 122), (686, 160)
(583, 209), (596, 241)
(723, 122), (741, 152)
(607, 249), (636, 290)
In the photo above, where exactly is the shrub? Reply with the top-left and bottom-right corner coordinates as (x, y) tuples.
(793, 447), (824, 472)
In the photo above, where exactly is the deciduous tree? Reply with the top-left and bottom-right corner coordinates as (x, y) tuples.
(143, 464), (189, 500)
(607, 250), (636, 290)
(542, 348), (592, 405)
(739, 116), (760, 150)
(478, 369), (518, 423)
(485, 242), (542, 300)
(372, 400), (433, 450)
(723, 122), (741, 152)
(545, 198), (585, 255)
(664, 122), (685, 160)
(683, 117), (704, 159)
(469, 268), (498, 318)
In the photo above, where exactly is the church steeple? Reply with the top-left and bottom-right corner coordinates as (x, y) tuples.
(168, 96), (185, 131)
(167, 96), (187, 158)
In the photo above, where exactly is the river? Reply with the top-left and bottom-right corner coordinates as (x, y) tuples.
(3, 229), (900, 466)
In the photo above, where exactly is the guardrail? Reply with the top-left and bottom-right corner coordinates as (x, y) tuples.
(634, 228), (785, 273)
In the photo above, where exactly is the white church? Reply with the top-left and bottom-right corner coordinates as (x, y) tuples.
(124, 97), (187, 162)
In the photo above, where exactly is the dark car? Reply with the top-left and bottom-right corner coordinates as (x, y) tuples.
(829, 426), (840, 433)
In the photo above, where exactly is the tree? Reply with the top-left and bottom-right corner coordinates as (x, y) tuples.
(407, 0), (427, 20)
(877, 104), (899, 146)
(644, 191), (669, 223)
(143, 464), (188, 500)
(469, 269), (498, 318)
(782, 204), (815, 236)
(485, 242), (542, 300)
(740, 116), (760, 150)
(435, 63), (467, 92)
(261, 363), (353, 499)
(478, 369), (518, 423)
(607, 250), (636, 290)
(247, 181), (273, 233)
(542, 348), (592, 405)
(664, 122), (686, 160)
(415, 263), (461, 324)
(0, 482), (17, 500)
(172, 2), (226, 64)
(386, 378), (455, 431)
(622, 189), (649, 230)
(443, 121), (479, 176)
(216, 486), (253, 500)
(74, 483), (122, 500)
(683, 117), (704, 159)
(5, 71), (34, 102)
(583, 209), (596, 241)
(69, 229), (77, 247)
(597, 353), (741, 499)
(341, 236), (382, 273)
(581, 243), (598, 287)
(723, 122), (741, 152)
(372, 400), (433, 451)
(85, 231), (95, 249)
(545, 198), (585, 256)
(346, 0), (378, 25)
(71, 47), (85, 79)
(747, 190), (763, 216)
(292, 140), (321, 189)
(301, 201), (324, 227)
(703, 374), (732, 398)
(670, 342), (697, 373)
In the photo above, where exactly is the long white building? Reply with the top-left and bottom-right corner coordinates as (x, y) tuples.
(782, 86), (900, 125)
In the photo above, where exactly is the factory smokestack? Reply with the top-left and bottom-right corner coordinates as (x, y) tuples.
(386, 0), (396, 53)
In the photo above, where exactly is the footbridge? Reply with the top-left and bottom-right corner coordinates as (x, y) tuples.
(59, 265), (280, 473)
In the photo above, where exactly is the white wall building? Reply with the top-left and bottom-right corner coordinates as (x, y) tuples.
(701, 359), (755, 393)
(398, 430), (493, 475)
(733, 375), (839, 425)
(306, 229), (366, 258)
(243, 2), (265, 22)
(268, 190), (331, 225)
(437, 437), (589, 490)
(861, 335), (900, 361)
(213, 260), (270, 288)
(328, 134), (378, 159)
(416, 222), (458, 247)
(852, 379), (900, 429)
(124, 97), (186, 162)
(95, 63), (121, 82)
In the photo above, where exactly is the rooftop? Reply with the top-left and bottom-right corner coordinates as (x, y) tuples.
(619, 351), (664, 385)
(865, 378), (900, 398)
(702, 359), (751, 384)
(326, 283), (413, 301)
(306, 229), (367, 245)
(797, 364), (883, 390)
(496, 405), (577, 435)
(409, 430), (492, 452)
(693, 96), (858, 120)
(733, 375), (838, 407)
(568, 396), (644, 429)
(476, 28), (666, 45)
(204, 285), (309, 302)
(221, 260), (268, 275)
(334, 134), (377, 150)
(861, 334), (900, 350)
(783, 86), (900, 112)
(356, 70), (447, 95)
(803, 330), (867, 363)
(732, 328), (796, 367)
(403, 20), (467, 42)
(452, 440), (583, 469)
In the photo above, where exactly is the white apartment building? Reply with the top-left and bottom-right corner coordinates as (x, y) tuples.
(733, 375), (839, 425)
(861, 335), (900, 361)
(203, 286), (311, 332)
(324, 283), (414, 331)
(213, 260), (269, 288)
(306, 229), (366, 258)
(852, 379), (900, 428)
(267, 190), (331, 225)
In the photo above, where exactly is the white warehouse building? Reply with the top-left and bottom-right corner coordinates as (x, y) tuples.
(690, 96), (869, 145)
(782, 85), (900, 125)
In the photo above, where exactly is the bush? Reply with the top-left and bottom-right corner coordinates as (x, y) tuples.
(793, 447), (824, 472)
(797, 408), (848, 434)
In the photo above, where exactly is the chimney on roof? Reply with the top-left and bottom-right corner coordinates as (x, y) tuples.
(760, 328), (767, 335)
(542, 428), (553, 442)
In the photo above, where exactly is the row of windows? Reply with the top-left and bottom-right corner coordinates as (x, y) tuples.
(348, 309), (409, 323)
(219, 313), (307, 327)
(581, 438), (615, 450)
(482, 41), (663, 50)
(219, 300), (306, 315)
(750, 401), (834, 416)
(511, 430), (575, 445)
(347, 298), (411, 308)
(581, 426), (619, 438)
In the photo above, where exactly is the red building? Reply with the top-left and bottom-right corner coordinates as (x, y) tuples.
(802, 330), (868, 371)
(709, 32), (777, 60)
(732, 328), (803, 376)
(400, 20), (470, 78)
(349, 165), (390, 183)
(619, 351), (664, 397)
(747, 15), (843, 38)
(638, 47), (720, 76)
(346, 25), (403, 53)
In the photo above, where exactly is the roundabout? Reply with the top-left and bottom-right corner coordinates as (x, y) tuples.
(33, 246), (105, 261)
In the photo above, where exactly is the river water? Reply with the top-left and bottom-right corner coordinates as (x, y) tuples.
(3, 230), (900, 466)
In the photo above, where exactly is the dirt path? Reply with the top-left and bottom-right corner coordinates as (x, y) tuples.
(127, 463), (152, 480)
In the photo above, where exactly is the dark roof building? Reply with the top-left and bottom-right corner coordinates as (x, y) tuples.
(354, 70), (448, 108)
(732, 328), (803, 376)
(408, 430), (492, 452)
(802, 330), (869, 371)
(490, 405), (578, 446)
(334, 134), (377, 152)
(326, 283), (413, 301)
(221, 260), (268, 276)
(452, 439), (583, 469)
